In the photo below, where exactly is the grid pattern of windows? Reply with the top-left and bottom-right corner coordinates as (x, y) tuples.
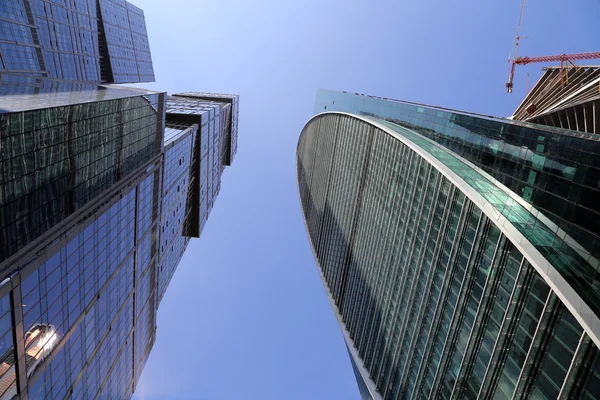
(133, 289), (153, 386)
(298, 113), (600, 400)
(171, 92), (239, 164)
(317, 89), (600, 273)
(21, 190), (135, 380)
(166, 96), (225, 232)
(137, 174), (154, 240)
(454, 242), (523, 399)
(0, 88), (235, 399)
(99, 0), (154, 83)
(5, 163), (160, 400)
(158, 128), (193, 304)
(164, 122), (194, 146)
(0, 0), (154, 84)
(0, 94), (163, 264)
(21, 190), (133, 347)
(28, 258), (134, 400)
(528, 306), (583, 399)
(153, 94), (239, 307)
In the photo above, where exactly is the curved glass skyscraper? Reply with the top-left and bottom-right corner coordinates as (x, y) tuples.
(297, 91), (600, 399)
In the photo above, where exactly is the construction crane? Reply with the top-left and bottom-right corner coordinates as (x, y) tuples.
(505, 0), (600, 93)
(507, 52), (600, 93)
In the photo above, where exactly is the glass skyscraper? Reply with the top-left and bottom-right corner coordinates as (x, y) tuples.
(0, 0), (154, 86)
(297, 89), (600, 399)
(158, 93), (239, 304)
(0, 1), (240, 399)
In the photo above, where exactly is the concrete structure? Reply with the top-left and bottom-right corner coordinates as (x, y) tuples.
(512, 66), (600, 134)
(297, 90), (600, 399)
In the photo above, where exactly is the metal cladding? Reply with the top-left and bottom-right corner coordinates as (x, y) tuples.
(298, 90), (600, 399)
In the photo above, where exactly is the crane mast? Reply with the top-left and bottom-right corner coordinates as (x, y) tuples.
(505, 0), (600, 93)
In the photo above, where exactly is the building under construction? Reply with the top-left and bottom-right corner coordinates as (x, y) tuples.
(512, 66), (600, 134)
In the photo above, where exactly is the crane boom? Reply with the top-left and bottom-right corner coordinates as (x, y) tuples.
(507, 52), (600, 93)
(513, 52), (600, 65)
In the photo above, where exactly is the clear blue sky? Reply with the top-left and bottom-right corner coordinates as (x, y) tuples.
(130, 1), (599, 399)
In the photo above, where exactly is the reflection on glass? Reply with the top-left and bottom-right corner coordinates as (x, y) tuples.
(0, 348), (16, 400)
(25, 324), (59, 376)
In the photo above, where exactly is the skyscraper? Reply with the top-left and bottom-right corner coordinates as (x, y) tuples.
(158, 93), (239, 304)
(0, 90), (239, 399)
(0, 1), (240, 399)
(297, 89), (600, 399)
(0, 0), (154, 86)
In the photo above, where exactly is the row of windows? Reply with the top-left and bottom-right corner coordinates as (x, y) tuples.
(20, 190), (135, 347)
(297, 113), (600, 400)
(322, 90), (600, 268)
(0, 0), (153, 84)
(0, 97), (161, 263)
(158, 140), (192, 303)
(23, 169), (159, 399)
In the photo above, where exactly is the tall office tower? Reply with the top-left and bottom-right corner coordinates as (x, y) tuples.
(297, 89), (600, 399)
(158, 93), (239, 305)
(0, 84), (166, 399)
(511, 66), (600, 134)
(0, 88), (240, 399)
(0, 0), (154, 87)
(0, 2), (240, 399)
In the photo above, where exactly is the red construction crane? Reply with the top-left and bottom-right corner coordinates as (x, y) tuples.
(505, 0), (600, 93)
(506, 52), (600, 93)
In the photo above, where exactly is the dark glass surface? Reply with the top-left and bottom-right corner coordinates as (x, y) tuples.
(528, 307), (583, 399)
(316, 89), (600, 263)
(0, 93), (164, 265)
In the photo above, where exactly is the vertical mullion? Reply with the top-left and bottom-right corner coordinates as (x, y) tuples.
(413, 196), (472, 397)
(477, 259), (532, 399)
(395, 177), (454, 396)
(449, 235), (507, 398)
(509, 292), (559, 400)
(557, 332), (590, 399)
(429, 214), (490, 398)
(12, 279), (28, 400)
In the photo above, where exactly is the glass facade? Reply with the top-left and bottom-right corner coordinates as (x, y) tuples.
(0, 88), (166, 266)
(315, 89), (600, 265)
(297, 107), (600, 399)
(0, 0), (154, 85)
(0, 89), (239, 399)
(0, 162), (160, 399)
(155, 93), (239, 305)
(0, 1), (238, 399)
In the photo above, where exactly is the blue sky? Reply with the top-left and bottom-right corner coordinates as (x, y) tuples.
(130, 1), (599, 399)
